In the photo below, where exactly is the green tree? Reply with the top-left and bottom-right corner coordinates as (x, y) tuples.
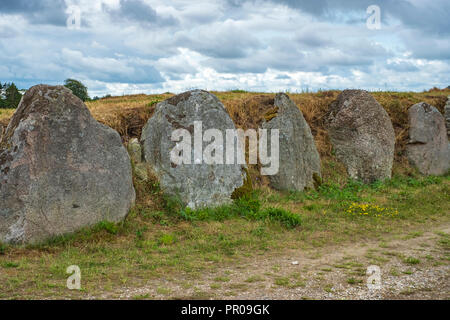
(64, 79), (90, 102)
(3, 82), (22, 108)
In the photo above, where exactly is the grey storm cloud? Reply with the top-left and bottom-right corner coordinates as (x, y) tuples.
(176, 25), (262, 59)
(103, 0), (178, 27)
(59, 48), (164, 84)
(268, 0), (450, 35)
(0, 0), (67, 26)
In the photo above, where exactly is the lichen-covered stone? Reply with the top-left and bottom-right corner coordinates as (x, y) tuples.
(0, 85), (135, 244)
(127, 137), (148, 181)
(140, 90), (244, 209)
(406, 102), (450, 176)
(127, 138), (142, 162)
(327, 90), (395, 183)
(262, 93), (321, 191)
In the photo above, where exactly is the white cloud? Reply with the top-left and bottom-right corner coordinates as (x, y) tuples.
(0, 0), (449, 95)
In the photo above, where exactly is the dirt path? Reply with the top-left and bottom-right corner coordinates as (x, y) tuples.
(97, 224), (450, 300)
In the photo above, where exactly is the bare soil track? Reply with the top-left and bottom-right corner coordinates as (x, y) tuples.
(97, 224), (450, 300)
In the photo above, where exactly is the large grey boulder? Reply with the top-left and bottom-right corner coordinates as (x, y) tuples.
(140, 90), (245, 209)
(406, 102), (450, 176)
(445, 96), (450, 139)
(0, 85), (135, 244)
(327, 90), (395, 183)
(261, 93), (321, 191)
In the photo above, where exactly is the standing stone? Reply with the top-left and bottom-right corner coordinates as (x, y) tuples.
(127, 137), (148, 181)
(140, 90), (245, 209)
(406, 102), (450, 175)
(127, 138), (142, 162)
(445, 96), (450, 139)
(327, 90), (395, 183)
(0, 85), (135, 244)
(261, 93), (321, 191)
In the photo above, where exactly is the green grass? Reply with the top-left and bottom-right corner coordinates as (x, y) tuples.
(1, 261), (19, 268)
(274, 277), (290, 287)
(436, 232), (450, 250)
(0, 173), (448, 298)
(245, 275), (264, 283)
(347, 277), (363, 285)
(178, 193), (302, 229)
(158, 233), (176, 245)
(213, 276), (230, 282)
(403, 257), (421, 265)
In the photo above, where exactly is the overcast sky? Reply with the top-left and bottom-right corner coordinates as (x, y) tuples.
(0, 0), (449, 96)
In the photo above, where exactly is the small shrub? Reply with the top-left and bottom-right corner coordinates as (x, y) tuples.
(177, 193), (300, 229)
(147, 99), (161, 107)
(158, 233), (176, 245)
(258, 207), (302, 228)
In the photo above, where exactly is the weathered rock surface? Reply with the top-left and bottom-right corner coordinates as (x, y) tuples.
(406, 102), (450, 175)
(140, 90), (244, 209)
(0, 85), (135, 244)
(261, 93), (321, 191)
(445, 96), (450, 139)
(327, 90), (395, 183)
(127, 138), (142, 162)
(127, 137), (148, 181)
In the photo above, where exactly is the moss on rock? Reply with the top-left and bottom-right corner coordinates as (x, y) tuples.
(231, 167), (253, 199)
(313, 172), (322, 189)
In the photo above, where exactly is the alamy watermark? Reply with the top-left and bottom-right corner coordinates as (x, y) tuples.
(170, 122), (280, 175)
(366, 265), (382, 290)
(366, 5), (381, 30)
(66, 265), (81, 290)
(66, 5), (81, 30)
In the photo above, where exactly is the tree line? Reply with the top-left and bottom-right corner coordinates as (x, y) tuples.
(0, 82), (22, 109)
(0, 79), (91, 109)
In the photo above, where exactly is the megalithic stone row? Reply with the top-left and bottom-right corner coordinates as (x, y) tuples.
(261, 93), (321, 191)
(0, 85), (135, 244)
(140, 90), (245, 209)
(326, 90), (395, 183)
(406, 102), (450, 176)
